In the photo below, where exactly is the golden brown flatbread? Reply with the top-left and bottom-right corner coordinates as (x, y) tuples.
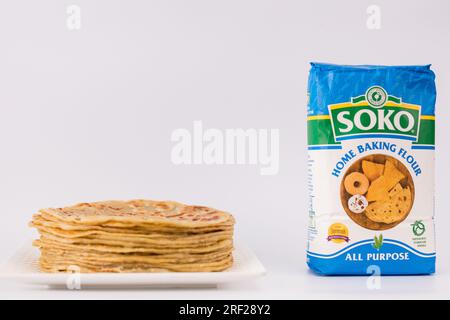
(39, 200), (234, 228)
(29, 199), (235, 273)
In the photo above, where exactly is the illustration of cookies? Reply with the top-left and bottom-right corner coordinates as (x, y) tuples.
(340, 155), (414, 231)
(344, 172), (369, 195)
(362, 160), (384, 182)
(348, 194), (368, 214)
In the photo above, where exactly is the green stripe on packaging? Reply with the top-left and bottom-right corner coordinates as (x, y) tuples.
(413, 120), (435, 145)
(307, 119), (340, 146)
(307, 118), (435, 146)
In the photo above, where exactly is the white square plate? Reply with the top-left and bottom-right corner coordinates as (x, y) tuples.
(0, 242), (266, 289)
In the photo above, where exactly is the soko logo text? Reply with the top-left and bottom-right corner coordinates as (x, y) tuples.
(328, 86), (421, 142)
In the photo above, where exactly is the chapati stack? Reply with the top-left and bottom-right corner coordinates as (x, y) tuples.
(30, 200), (235, 273)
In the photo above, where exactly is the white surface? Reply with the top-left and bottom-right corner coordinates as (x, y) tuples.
(1, 260), (449, 300)
(0, 0), (449, 299)
(0, 242), (265, 289)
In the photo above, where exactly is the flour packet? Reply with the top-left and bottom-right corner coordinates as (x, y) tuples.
(306, 63), (436, 275)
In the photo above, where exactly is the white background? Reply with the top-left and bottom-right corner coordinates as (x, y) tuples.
(1, 0), (449, 299)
